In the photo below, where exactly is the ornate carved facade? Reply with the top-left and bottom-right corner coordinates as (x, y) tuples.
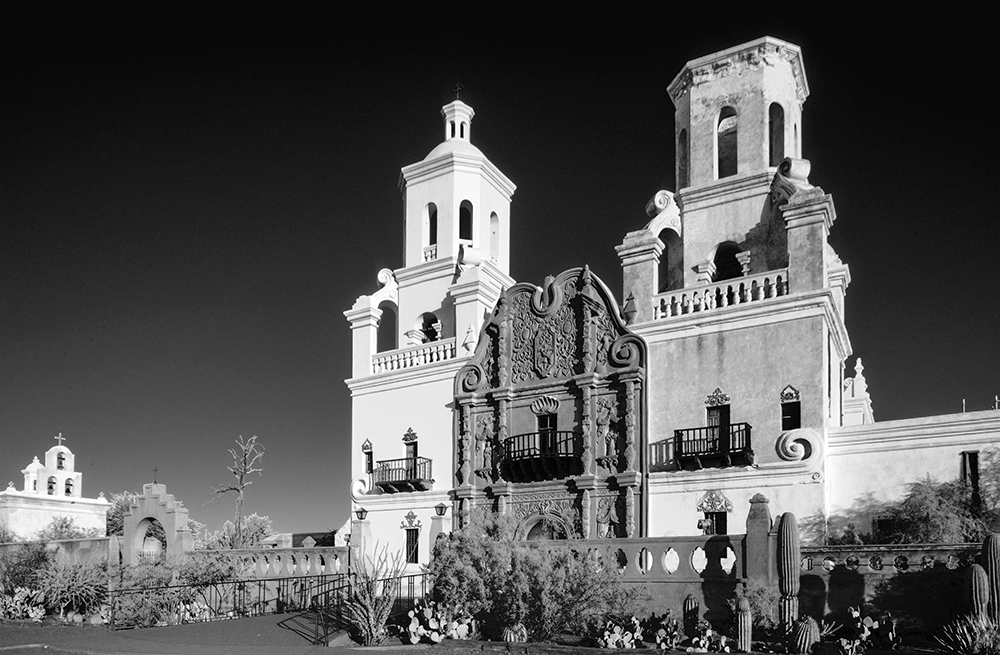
(454, 267), (646, 538)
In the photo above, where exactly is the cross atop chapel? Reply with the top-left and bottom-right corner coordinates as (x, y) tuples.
(54, 432), (66, 447)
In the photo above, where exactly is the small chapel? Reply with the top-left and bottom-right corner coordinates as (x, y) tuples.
(344, 36), (1000, 566)
(0, 434), (108, 540)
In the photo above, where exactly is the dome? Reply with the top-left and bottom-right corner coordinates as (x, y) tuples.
(423, 137), (485, 162)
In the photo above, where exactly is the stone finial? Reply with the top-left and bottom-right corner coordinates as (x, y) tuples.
(462, 325), (476, 353)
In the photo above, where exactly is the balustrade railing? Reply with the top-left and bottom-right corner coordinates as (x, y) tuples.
(422, 244), (438, 262)
(653, 269), (789, 320)
(373, 457), (433, 485)
(189, 547), (347, 579)
(502, 430), (579, 461)
(371, 337), (457, 374)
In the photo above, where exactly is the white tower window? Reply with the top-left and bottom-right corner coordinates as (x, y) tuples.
(717, 107), (738, 179)
(769, 103), (785, 166)
(677, 129), (689, 188)
(459, 201), (473, 242)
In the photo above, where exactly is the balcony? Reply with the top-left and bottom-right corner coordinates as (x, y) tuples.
(500, 431), (582, 482)
(653, 269), (789, 320)
(673, 423), (753, 470)
(372, 457), (433, 493)
(371, 338), (457, 375)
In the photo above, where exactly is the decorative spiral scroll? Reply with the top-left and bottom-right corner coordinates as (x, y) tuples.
(530, 277), (564, 317)
(778, 157), (811, 182)
(609, 334), (643, 368)
(530, 396), (559, 415)
(376, 268), (395, 287)
(775, 428), (821, 462)
(645, 190), (675, 218)
(460, 365), (484, 393)
(351, 477), (373, 501)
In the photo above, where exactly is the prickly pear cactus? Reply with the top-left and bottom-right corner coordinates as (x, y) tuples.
(984, 533), (1000, 624)
(969, 563), (990, 620)
(735, 596), (752, 652)
(792, 616), (819, 654)
(777, 512), (801, 628)
(683, 594), (699, 638)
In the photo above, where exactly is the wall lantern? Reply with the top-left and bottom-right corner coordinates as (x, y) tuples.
(434, 503), (448, 517)
(355, 507), (369, 521)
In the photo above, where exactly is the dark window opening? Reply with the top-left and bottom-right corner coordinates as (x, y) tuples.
(703, 511), (727, 535)
(706, 405), (731, 451)
(450, 121), (455, 138)
(459, 201), (473, 241)
(56, 453), (65, 470)
(406, 441), (418, 460)
(712, 242), (743, 282)
(717, 107), (738, 178)
(428, 204), (438, 246)
(769, 103), (785, 166)
(64, 479), (73, 496)
(376, 302), (397, 353)
(538, 413), (557, 454)
(781, 401), (801, 431)
(47, 476), (56, 495)
(365, 451), (374, 474)
(405, 528), (419, 563)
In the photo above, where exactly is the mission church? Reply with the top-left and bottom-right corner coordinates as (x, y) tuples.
(344, 37), (1000, 568)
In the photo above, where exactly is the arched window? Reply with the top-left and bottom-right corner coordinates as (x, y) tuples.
(658, 229), (683, 292)
(717, 107), (738, 179)
(489, 212), (500, 262)
(425, 203), (437, 247)
(376, 301), (397, 353)
(769, 103), (785, 166)
(450, 121), (456, 138)
(47, 476), (56, 495)
(459, 201), (473, 241)
(56, 452), (65, 470)
(416, 312), (440, 343)
(460, 122), (466, 139)
(712, 242), (743, 282)
(64, 479), (73, 496)
(677, 129), (689, 188)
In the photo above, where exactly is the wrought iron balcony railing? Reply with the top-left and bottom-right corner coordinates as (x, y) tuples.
(372, 457), (433, 493)
(500, 431), (582, 482)
(673, 423), (753, 469)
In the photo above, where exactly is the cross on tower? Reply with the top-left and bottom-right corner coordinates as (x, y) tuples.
(54, 432), (65, 446)
(452, 82), (464, 100)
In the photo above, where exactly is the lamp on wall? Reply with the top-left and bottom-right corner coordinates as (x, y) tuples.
(434, 503), (448, 517)
(355, 507), (368, 521)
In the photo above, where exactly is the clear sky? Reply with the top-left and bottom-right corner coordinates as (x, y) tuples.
(2, 5), (997, 536)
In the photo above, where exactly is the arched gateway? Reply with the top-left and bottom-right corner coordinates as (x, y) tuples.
(122, 483), (194, 566)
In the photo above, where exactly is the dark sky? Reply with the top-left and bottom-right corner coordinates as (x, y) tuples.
(2, 5), (998, 535)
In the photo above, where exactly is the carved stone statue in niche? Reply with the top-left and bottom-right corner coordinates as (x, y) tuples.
(596, 494), (620, 538)
(474, 415), (496, 482)
(595, 397), (620, 471)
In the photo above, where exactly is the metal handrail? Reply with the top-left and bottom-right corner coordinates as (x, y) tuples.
(502, 430), (579, 461)
(673, 423), (752, 458)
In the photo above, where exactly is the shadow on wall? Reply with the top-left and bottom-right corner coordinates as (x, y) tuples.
(800, 492), (894, 545)
(701, 535), (739, 632)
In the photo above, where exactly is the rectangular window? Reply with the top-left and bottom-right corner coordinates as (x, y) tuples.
(781, 401), (801, 431)
(405, 441), (418, 459)
(405, 528), (419, 564)
(365, 451), (373, 474)
(706, 405), (730, 452)
(537, 414), (557, 454)
(702, 512), (727, 535)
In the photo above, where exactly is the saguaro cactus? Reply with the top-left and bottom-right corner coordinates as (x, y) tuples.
(968, 563), (990, 620)
(984, 533), (1000, 624)
(735, 596), (752, 652)
(777, 512), (801, 629)
(683, 594), (699, 638)
(792, 616), (819, 654)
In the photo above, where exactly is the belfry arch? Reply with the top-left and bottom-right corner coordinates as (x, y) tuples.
(122, 483), (194, 566)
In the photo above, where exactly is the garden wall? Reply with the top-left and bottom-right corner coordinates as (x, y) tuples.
(799, 543), (979, 631)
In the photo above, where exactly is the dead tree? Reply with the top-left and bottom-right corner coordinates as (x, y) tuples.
(213, 435), (264, 550)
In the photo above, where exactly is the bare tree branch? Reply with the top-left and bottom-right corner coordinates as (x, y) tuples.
(212, 435), (264, 549)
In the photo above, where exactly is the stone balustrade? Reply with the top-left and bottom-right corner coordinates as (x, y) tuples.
(800, 543), (978, 575)
(653, 269), (789, 320)
(371, 338), (457, 374)
(544, 534), (743, 584)
(422, 244), (438, 262)
(191, 547), (348, 579)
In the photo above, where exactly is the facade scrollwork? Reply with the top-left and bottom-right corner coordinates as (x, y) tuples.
(776, 428), (822, 462)
(706, 388), (730, 406)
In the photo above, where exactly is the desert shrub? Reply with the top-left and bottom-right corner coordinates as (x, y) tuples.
(174, 553), (248, 617)
(731, 578), (779, 639)
(0, 587), (46, 621)
(934, 615), (1000, 655)
(0, 543), (51, 594)
(109, 561), (182, 628)
(428, 513), (642, 642)
(0, 522), (19, 544)
(343, 544), (405, 645)
(35, 561), (107, 618)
